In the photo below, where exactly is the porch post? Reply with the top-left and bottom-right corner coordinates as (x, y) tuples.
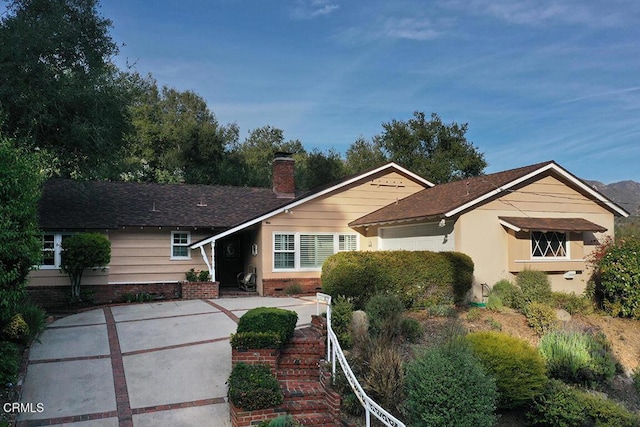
(210, 240), (216, 282)
(199, 245), (213, 281)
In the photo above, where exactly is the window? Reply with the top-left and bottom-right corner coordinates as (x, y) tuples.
(300, 235), (334, 268)
(274, 234), (295, 269)
(531, 231), (567, 258)
(40, 233), (71, 268)
(171, 231), (191, 259)
(273, 232), (358, 270)
(339, 234), (357, 252)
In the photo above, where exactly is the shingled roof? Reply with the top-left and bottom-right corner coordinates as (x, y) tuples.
(39, 179), (292, 230)
(349, 161), (628, 227)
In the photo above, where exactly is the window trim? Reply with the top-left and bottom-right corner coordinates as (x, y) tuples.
(171, 231), (191, 260)
(39, 232), (73, 269)
(530, 231), (569, 260)
(272, 232), (359, 272)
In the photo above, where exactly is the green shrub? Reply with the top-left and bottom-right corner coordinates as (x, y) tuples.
(405, 340), (497, 427)
(321, 250), (474, 309)
(283, 283), (303, 295)
(539, 329), (617, 386)
(632, 366), (640, 394)
(1, 314), (29, 342)
(596, 237), (640, 319)
(466, 307), (482, 321)
(527, 379), (640, 427)
(489, 279), (518, 309)
(486, 293), (504, 311)
(400, 317), (423, 343)
(514, 269), (552, 310)
(466, 331), (547, 409)
(197, 270), (210, 281)
(365, 293), (404, 339)
(230, 331), (282, 349)
(551, 291), (595, 315)
(227, 363), (283, 410)
(524, 302), (557, 336)
(0, 341), (21, 385)
(331, 296), (354, 348)
(14, 301), (46, 343)
(124, 292), (153, 303)
(185, 268), (198, 282)
(256, 415), (301, 427)
(236, 307), (297, 347)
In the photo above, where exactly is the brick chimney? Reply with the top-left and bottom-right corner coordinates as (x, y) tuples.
(272, 152), (295, 198)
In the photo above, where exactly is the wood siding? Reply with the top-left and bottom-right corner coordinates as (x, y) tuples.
(28, 228), (211, 287)
(259, 171), (427, 281)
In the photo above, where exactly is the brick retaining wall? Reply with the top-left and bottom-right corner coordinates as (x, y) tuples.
(262, 278), (322, 296)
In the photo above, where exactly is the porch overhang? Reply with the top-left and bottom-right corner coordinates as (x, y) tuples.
(498, 217), (607, 233)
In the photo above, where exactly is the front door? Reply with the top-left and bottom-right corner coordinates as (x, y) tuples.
(215, 236), (244, 287)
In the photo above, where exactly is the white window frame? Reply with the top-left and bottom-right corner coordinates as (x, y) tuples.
(530, 231), (569, 260)
(171, 231), (191, 260)
(39, 233), (73, 269)
(272, 232), (359, 272)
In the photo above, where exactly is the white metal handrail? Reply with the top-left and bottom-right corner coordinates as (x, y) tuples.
(316, 293), (406, 427)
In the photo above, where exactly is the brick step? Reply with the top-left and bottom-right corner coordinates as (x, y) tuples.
(295, 412), (338, 427)
(281, 347), (325, 357)
(279, 355), (320, 366)
(281, 379), (325, 399)
(276, 368), (319, 380)
(283, 398), (328, 415)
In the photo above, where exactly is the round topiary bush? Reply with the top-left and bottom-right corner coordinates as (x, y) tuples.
(466, 331), (548, 409)
(405, 341), (497, 427)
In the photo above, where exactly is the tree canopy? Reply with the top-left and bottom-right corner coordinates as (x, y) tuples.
(376, 112), (486, 184)
(0, 0), (133, 178)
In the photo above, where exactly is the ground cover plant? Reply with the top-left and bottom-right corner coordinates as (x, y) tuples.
(227, 362), (283, 410)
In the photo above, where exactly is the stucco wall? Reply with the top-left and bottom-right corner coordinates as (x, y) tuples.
(456, 174), (615, 297)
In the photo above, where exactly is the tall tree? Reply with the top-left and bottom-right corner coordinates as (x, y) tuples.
(228, 126), (306, 187)
(0, 134), (43, 295)
(345, 136), (387, 175)
(377, 112), (486, 183)
(0, 0), (133, 178)
(124, 75), (239, 184)
(298, 148), (347, 190)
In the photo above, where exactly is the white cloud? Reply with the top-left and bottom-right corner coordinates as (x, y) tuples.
(382, 17), (442, 41)
(291, 0), (340, 20)
(443, 0), (632, 27)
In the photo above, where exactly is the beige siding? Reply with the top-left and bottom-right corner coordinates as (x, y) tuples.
(456, 174), (615, 297)
(260, 171), (426, 280)
(28, 228), (211, 287)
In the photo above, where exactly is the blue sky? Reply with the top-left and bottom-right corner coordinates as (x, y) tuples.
(24, 1), (640, 182)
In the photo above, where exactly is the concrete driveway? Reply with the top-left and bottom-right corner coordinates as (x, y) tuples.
(17, 296), (323, 426)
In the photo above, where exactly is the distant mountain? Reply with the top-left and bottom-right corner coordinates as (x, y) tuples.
(585, 179), (640, 216)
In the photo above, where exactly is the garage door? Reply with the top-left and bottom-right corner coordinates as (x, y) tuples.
(379, 222), (454, 252)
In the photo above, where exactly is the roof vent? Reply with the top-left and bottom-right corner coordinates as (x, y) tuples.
(197, 197), (207, 207)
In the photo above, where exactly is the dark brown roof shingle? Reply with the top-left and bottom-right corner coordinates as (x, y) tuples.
(39, 179), (292, 230)
(498, 217), (607, 232)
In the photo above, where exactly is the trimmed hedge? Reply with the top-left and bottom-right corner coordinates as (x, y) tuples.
(466, 331), (547, 409)
(321, 251), (474, 309)
(230, 331), (282, 350)
(228, 362), (283, 410)
(235, 307), (298, 349)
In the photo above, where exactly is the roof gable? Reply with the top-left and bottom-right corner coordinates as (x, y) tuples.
(349, 161), (629, 228)
(191, 162), (433, 248)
